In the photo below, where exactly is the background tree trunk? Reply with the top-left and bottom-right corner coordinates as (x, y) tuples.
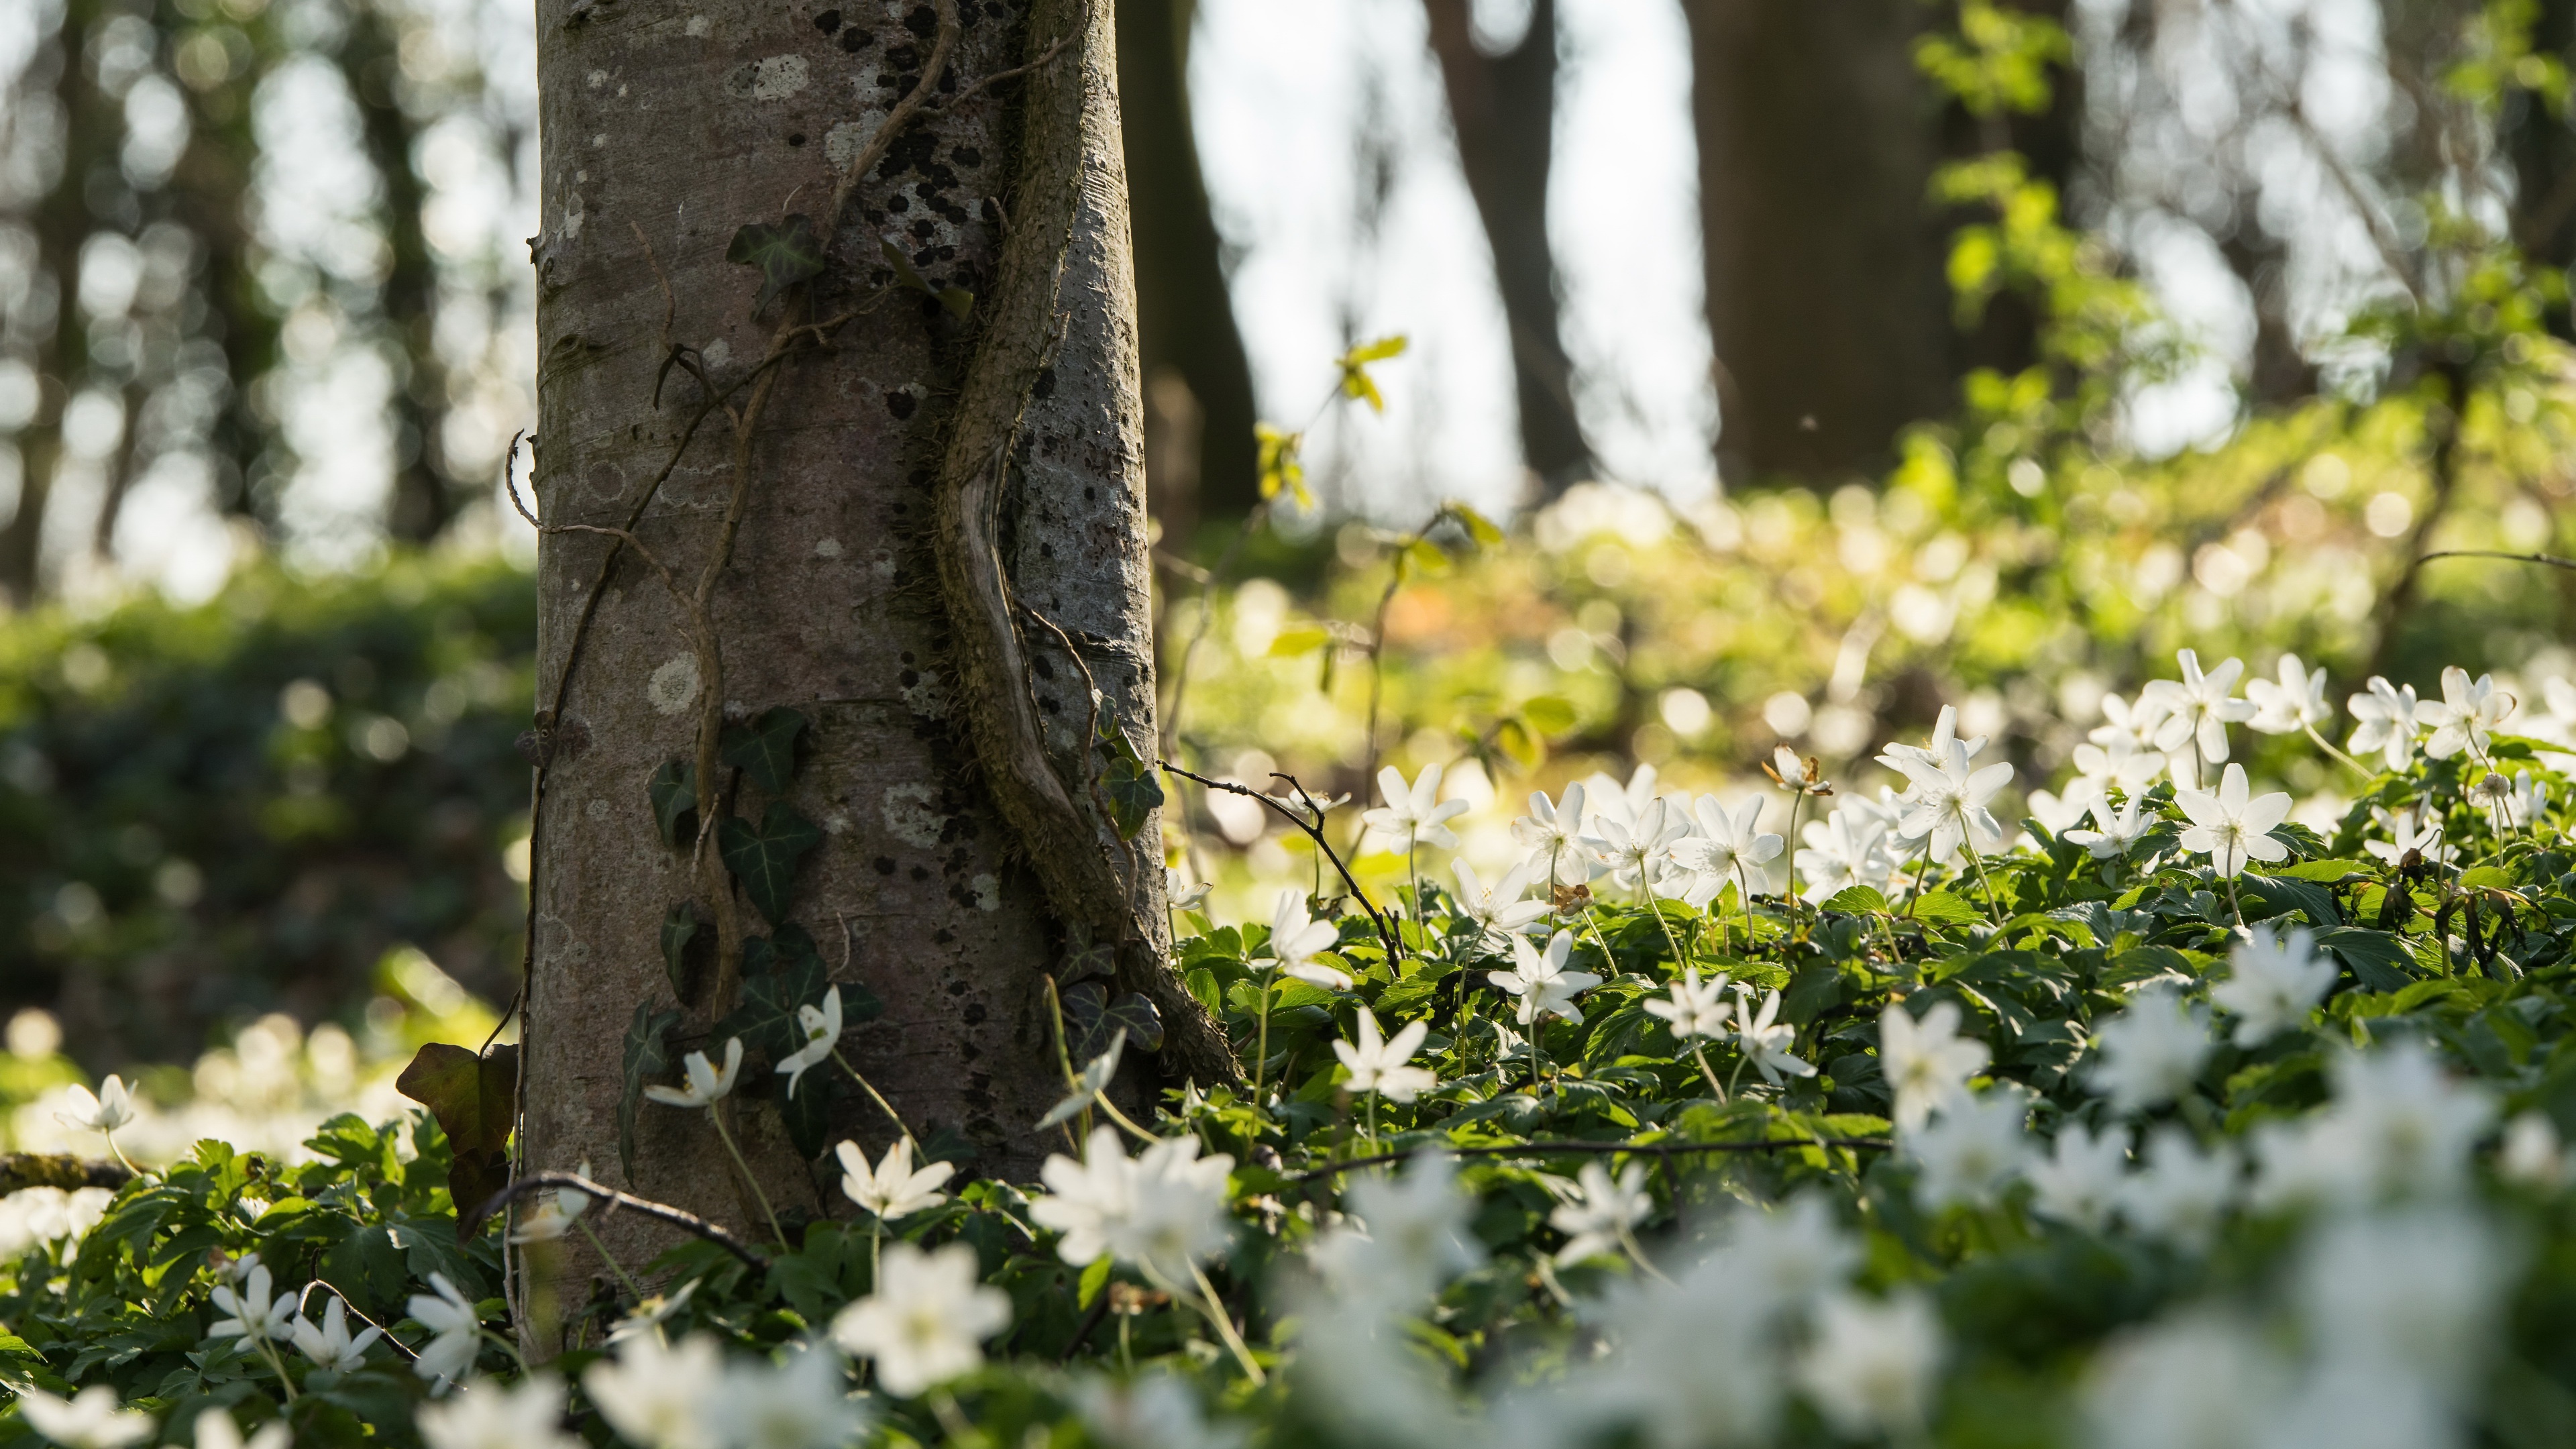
(524, 0), (1206, 1297)
(1422, 0), (1591, 497)
(1682, 0), (1951, 486)
(1116, 0), (1258, 537)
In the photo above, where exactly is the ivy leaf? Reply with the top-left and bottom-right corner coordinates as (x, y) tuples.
(1062, 979), (1164, 1059)
(729, 215), (825, 313)
(649, 761), (698, 849)
(720, 707), (809, 796)
(777, 1073), (833, 1159)
(716, 936), (833, 1061)
(719, 802), (824, 926)
(743, 921), (824, 978)
(394, 1042), (519, 1237)
(618, 1004), (681, 1185)
(660, 902), (704, 1001)
(1099, 754), (1163, 841)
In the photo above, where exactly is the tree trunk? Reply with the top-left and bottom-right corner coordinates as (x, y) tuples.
(523, 0), (1226, 1295)
(1422, 0), (1592, 496)
(1116, 0), (1259, 535)
(1682, 0), (1951, 486)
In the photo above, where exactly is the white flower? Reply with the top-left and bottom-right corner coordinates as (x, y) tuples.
(2501, 1110), (2567, 1188)
(1577, 762), (1662, 832)
(1030, 1127), (1234, 1285)
(2025, 780), (2100, 839)
(2084, 1313), (2290, 1449)
(2297, 1205), (2507, 1394)
(2347, 676), (2424, 772)
(643, 1037), (743, 1109)
(774, 986), (841, 1100)
(14, 1387), (154, 1449)
(2211, 924), (2333, 1044)
(2422, 665), (2515, 761)
(716, 1345), (870, 1449)
(407, 1273), (484, 1389)
(2061, 793), (2155, 861)
(1360, 762), (1468, 853)
(2071, 733), (2166, 792)
(1886, 740), (2015, 860)
(1513, 783), (1600, 884)
(2363, 804), (2445, 867)
(1723, 1194), (1860, 1305)
(582, 1330), (724, 1449)
(1583, 797), (1688, 892)
(2118, 1128), (2237, 1246)
(1879, 1000), (1990, 1132)
(1260, 888), (1348, 989)
(2088, 985), (2211, 1115)
(1731, 987), (1815, 1085)
(209, 1260), (297, 1342)
(1575, 1250), (1784, 1448)
(2247, 652), (2334, 735)
(1904, 1087), (2031, 1210)
(1450, 858), (1548, 943)
(1877, 704), (1990, 772)
(1333, 1006), (1437, 1103)
(1796, 808), (1891, 895)
(1315, 1152), (1485, 1301)
(508, 1174), (592, 1245)
(54, 1075), (134, 1135)
(2502, 769), (2548, 828)
(1547, 1161), (1651, 1265)
(1793, 1291), (1942, 1440)
(837, 1136), (955, 1220)
(2024, 1121), (2131, 1230)
(1165, 869), (1212, 914)
(1673, 794), (1782, 901)
(2090, 690), (2170, 754)
(292, 1295), (382, 1373)
(2173, 762), (2292, 877)
(1643, 967), (1733, 1042)
(1075, 1371), (1243, 1449)
(1038, 1030), (1128, 1131)
(190, 1409), (289, 1449)
(2253, 1040), (2494, 1208)
(1486, 929), (1599, 1027)
(829, 1242), (1011, 1397)
(2141, 648), (2255, 765)
(417, 1376), (584, 1449)
(0, 1186), (112, 1261)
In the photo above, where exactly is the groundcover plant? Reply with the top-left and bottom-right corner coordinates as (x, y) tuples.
(4, 654), (2576, 1449)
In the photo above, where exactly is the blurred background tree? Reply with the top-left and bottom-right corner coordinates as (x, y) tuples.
(5, 0), (2576, 1082)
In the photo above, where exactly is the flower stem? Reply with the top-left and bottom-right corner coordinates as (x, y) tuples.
(103, 1130), (138, 1179)
(830, 1050), (916, 1142)
(577, 1218), (647, 1305)
(1253, 978), (1274, 1099)
(254, 1334), (300, 1402)
(707, 1109), (788, 1248)
(1188, 1263), (1268, 1385)
(2307, 722), (2374, 780)
(1964, 839), (2004, 923)
(1642, 879), (1690, 973)
(1691, 1042), (1727, 1102)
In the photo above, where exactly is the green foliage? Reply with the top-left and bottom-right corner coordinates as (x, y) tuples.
(0, 555), (534, 1067)
(390, 1043), (519, 1237)
(716, 803), (824, 927)
(728, 217), (826, 313)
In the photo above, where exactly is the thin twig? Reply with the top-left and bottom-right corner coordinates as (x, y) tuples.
(471, 1173), (767, 1269)
(1283, 1136), (1892, 1187)
(1159, 761), (1401, 963)
(2416, 549), (2576, 572)
(913, 31), (1074, 121)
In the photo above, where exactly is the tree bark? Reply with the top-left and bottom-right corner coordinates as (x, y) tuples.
(1421, 0), (1591, 496)
(1115, 0), (1259, 533)
(524, 0), (1221, 1293)
(1682, 0), (1951, 486)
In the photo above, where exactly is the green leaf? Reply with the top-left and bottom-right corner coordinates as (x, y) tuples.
(729, 215), (825, 312)
(1335, 335), (1406, 411)
(1268, 626), (1332, 657)
(2318, 926), (2418, 993)
(1077, 1254), (1113, 1309)
(320, 1224), (409, 1318)
(1783, 964), (1841, 1025)
(619, 1004), (681, 1185)
(1099, 753), (1163, 841)
(778, 1073), (833, 1160)
(1063, 979), (1165, 1058)
(394, 1042), (518, 1236)
(1520, 694), (1578, 735)
(1448, 501), (1504, 546)
(1256, 424), (1310, 508)
(716, 932), (833, 1061)
(650, 760), (698, 849)
(720, 707), (809, 795)
(1823, 885), (1891, 914)
(1911, 891), (1984, 928)
(661, 902), (703, 1000)
(719, 802), (825, 926)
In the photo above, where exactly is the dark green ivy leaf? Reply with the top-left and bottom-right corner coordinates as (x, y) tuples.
(1061, 979), (1164, 1059)
(719, 802), (824, 926)
(618, 1004), (681, 1185)
(1099, 754), (1163, 841)
(777, 1072), (833, 1159)
(720, 707), (809, 796)
(649, 760), (698, 849)
(715, 936), (833, 1062)
(660, 902), (704, 1001)
(729, 215), (825, 313)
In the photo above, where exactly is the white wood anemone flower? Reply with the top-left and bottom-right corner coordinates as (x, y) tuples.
(645, 1037), (744, 1110)
(775, 985), (842, 1099)
(1261, 888), (1349, 989)
(1643, 967), (1734, 1043)
(1486, 929), (1601, 1028)
(1333, 1006), (1437, 1103)
(415, 1375), (582, 1449)
(1360, 761), (1468, 853)
(15, 1386), (155, 1449)
(829, 1241), (1013, 1397)
(837, 1135), (955, 1220)
(2172, 763), (2292, 879)
(291, 1296), (383, 1373)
